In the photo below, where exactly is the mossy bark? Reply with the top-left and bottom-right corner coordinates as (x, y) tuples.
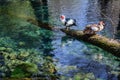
(27, 18), (54, 30)
(26, 16), (120, 57)
(61, 29), (120, 57)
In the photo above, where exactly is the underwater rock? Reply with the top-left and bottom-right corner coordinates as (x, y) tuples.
(0, 47), (6, 51)
(18, 41), (26, 46)
(76, 60), (115, 80)
(9, 53), (17, 60)
(19, 52), (30, 59)
(16, 62), (38, 73)
(11, 62), (38, 78)
(5, 48), (13, 52)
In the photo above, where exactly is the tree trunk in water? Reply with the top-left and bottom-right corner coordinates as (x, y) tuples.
(117, 14), (120, 30)
(29, 0), (48, 21)
(99, 0), (120, 38)
(28, 0), (120, 57)
(29, 0), (53, 30)
(27, 17), (120, 58)
(28, 17), (120, 57)
(61, 29), (120, 57)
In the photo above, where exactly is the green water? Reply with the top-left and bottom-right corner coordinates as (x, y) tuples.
(0, 1), (56, 79)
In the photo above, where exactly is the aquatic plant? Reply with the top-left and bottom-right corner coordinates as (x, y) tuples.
(60, 72), (100, 80)
(11, 62), (38, 78)
(0, 22), (54, 79)
(0, 46), (57, 78)
(0, 37), (17, 49)
(0, 0), (56, 79)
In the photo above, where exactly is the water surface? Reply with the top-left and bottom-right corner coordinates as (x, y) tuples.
(48, 0), (120, 80)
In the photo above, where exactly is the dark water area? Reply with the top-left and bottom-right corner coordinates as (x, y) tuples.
(0, 0), (120, 80)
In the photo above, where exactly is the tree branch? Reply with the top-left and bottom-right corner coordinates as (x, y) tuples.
(61, 29), (120, 57)
(26, 17), (120, 57)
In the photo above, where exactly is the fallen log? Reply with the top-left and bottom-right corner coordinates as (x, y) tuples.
(61, 29), (120, 57)
(26, 18), (120, 57)
(27, 18), (54, 30)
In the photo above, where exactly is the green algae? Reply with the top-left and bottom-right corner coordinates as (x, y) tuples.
(0, 0), (57, 79)
(11, 62), (38, 78)
(0, 43), (56, 78)
(60, 72), (99, 80)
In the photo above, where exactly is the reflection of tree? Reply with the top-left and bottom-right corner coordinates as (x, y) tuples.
(0, 0), (56, 78)
(116, 14), (120, 39)
(0, 0), (35, 37)
(29, 0), (48, 22)
(86, 0), (119, 38)
(61, 36), (74, 47)
(29, 0), (54, 56)
(117, 14), (120, 30)
(99, 0), (120, 37)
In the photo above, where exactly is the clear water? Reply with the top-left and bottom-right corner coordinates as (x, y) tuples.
(0, 0), (119, 80)
(48, 0), (120, 80)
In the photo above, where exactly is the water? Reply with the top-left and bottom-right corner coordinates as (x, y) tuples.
(48, 0), (120, 80)
(0, 0), (119, 79)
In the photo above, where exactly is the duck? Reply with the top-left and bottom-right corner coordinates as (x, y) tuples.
(60, 15), (77, 30)
(83, 21), (105, 34)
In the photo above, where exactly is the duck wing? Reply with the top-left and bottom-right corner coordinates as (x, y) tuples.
(65, 18), (76, 27)
(91, 26), (99, 32)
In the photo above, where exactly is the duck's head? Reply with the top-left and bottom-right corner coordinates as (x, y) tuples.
(60, 15), (65, 20)
(99, 21), (105, 25)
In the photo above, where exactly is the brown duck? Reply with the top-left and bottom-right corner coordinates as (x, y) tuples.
(83, 21), (105, 34)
